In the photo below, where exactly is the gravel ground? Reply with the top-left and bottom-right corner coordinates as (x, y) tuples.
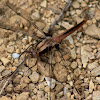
(0, 0), (100, 100)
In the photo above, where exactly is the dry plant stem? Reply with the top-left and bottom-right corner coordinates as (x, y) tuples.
(6, 1), (46, 36)
(47, 0), (72, 34)
(0, 55), (29, 96)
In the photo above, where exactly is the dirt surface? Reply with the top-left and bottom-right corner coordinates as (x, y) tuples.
(0, 0), (100, 100)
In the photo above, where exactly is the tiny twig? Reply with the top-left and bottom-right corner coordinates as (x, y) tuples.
(0, 55), (29, 95)
(47, 0), (72, 34)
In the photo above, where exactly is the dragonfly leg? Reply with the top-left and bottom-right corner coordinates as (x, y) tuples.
(25, 58), (38, 74)
(55, 45), (66, 66)
(55, 44), (66, 62)
(18, 44), (34, 59)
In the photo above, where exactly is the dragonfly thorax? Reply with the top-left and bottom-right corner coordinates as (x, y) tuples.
(29, 47), (38, 58)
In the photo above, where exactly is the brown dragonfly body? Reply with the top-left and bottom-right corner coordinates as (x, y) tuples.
(29, 18), (88, 58)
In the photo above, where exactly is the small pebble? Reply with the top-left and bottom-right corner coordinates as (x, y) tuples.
(0, 96), (11, 100)
(89, 80), (94, 93)
(74, 68), (81, 77)
(31, 11), (40, 20)
(33, 88), (38, 94)
(91, 66), (100, 76)
(6, 84), (13, 92)
(71, 48), (76, 59)
(29, 83), (35, 90)
(71, 62), (77, 69)
(0, 38), (3, 45)
(72, 1), (80, 8)
(95, 8), (100, 21)
(38, 83), (45, 90)
(45, 77), (56, 89)
(40, 0), (47, 8)
(2, 69), (11, 76)
(16, 49), (20, 53)
(93, 91), (100, 100)
(76, 10), (82, 15)
(0, 57), (10, 66)
(44, 86), (50, 92)
(69, 81), (73, 86)
(29, 71), (39, 83)
(85, 94), (92, 100)
(16, 92), (29, 100)
(53, 63), (67, 82)
(85, 24), (100, 39)
(0, 65), (5, 72)
(81, 1), (87, 7)
(61, 21), (73, 29)
(12, 53), (20, 59)
(55, 84), (64, 94)
(87, 62), (98, 70)
(96, 77), (100, 84)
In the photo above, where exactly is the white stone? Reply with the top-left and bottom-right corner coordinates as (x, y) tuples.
(12, 53), (20, 59)
(61, 21), (73, 29)
(31, 11), (40, 20)
(45, 77), (56, 89)
(66, 35), (74, 45)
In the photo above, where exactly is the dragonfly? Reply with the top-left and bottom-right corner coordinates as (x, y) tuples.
(0, 0), (89, 99)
